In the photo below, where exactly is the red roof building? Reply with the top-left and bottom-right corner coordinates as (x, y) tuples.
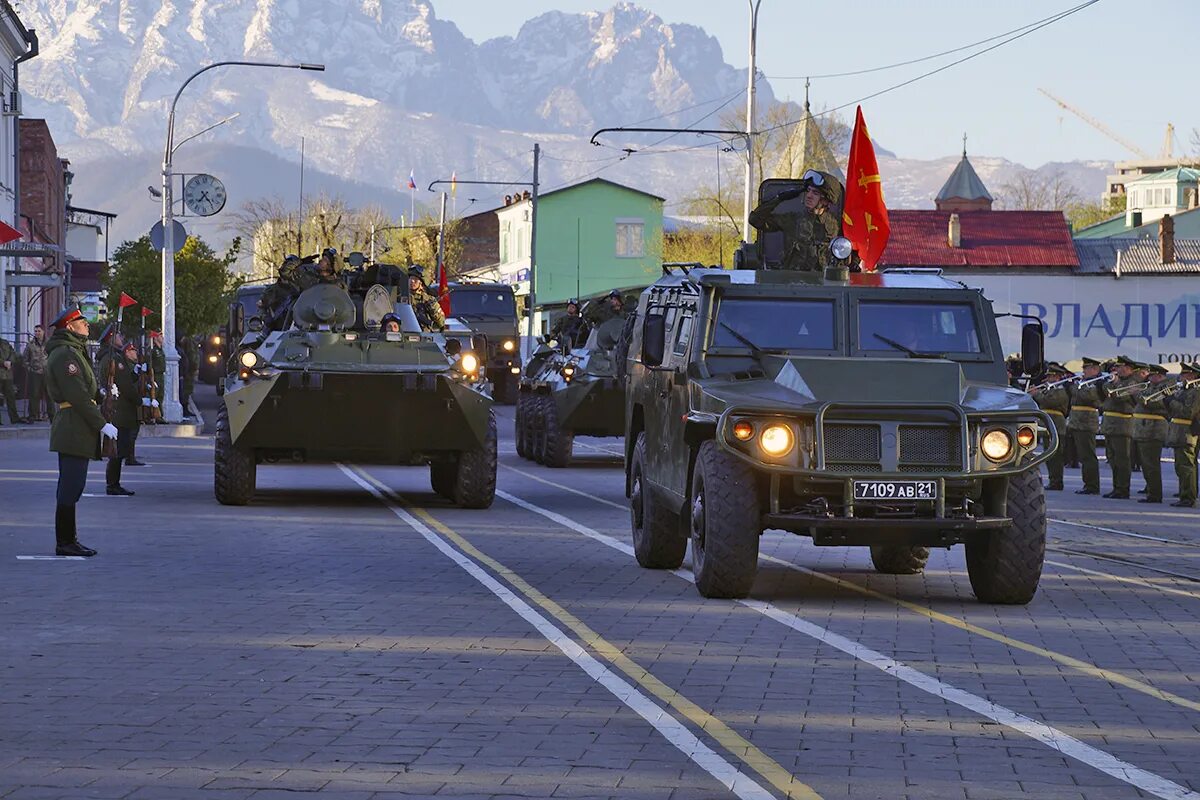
(878, 209), (1078, 269)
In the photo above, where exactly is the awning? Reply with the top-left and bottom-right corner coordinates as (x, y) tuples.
(5, 271), (63, 288)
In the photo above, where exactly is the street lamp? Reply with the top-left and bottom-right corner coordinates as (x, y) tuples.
(160, 61), (324, 423)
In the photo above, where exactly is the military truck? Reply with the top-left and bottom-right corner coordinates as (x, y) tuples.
(623, 264), (1055, 604)
(515, 291), (637, 467)
(215, 259), (497, 508)
(446, 281), (521, 403)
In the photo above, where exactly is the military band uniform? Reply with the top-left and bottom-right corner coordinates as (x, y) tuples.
(1131, 382), (1168, 503)
(45, 310), (109, 556)
(1067, 379), (1104, 494)
(1165, 381), (1199, 507)
(1101, 376), (1137, 498)
(0, 335), (23, 424)
(1032, 382), (1069, 489)
(97, 345), (140, 496)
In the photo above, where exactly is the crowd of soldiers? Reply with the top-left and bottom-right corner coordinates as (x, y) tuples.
(1026, 356), (1200, 507)
(549, 290), (627, 349)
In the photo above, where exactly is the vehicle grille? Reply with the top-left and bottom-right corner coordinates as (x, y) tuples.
(824, 423), (881, 463)
(827, 462), (882, 472)
(898, 425), (961, 470)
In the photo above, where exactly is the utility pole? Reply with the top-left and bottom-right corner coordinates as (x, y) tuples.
(528, 143), (540, 358)
(742, 0), (762, 244)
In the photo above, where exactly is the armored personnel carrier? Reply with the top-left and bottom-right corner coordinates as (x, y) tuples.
(446, 281), (521, 403)
(515, 293), (634, 467)
(214, 257), (497, 508)
(623, 263), (1055, 604)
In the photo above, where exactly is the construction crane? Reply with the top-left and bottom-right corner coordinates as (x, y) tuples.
(1038, 88), (1150, 159)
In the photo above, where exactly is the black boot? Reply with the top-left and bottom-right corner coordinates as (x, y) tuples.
(54, 505), (95, 557)
(105, 458), (134, 496)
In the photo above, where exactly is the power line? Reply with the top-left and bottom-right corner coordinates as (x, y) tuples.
(757, 0), (1100, 138)
(767, 0), (1100, 81)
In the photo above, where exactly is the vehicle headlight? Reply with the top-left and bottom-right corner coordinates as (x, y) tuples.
(981, 429), (1013, 462)
(502, 339), (516, 352)
(732, 420), (754, 441)
(562, 365), (576, 380)
(760, 423), (794, 457)
(207, 354), (219, 364)
(239, 350), (261, 369)
(212, 335), (221, 345)
(1016, 425), (1037, 448)
(460, 352), (479, 374)
(830, 236), (853, 260)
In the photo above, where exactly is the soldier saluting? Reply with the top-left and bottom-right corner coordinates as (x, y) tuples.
(1067, 357), (1106, 495)
(44, 307), (118, 556)
(748, 169), (844, 271)
(407, 265), (445, 332)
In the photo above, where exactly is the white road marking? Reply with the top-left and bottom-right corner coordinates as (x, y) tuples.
(340, 467), (776, 800)
(16, 555), (87, 561)
(496, 489), (1200, 800)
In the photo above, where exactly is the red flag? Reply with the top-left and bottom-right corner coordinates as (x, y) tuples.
(0, 220), (21, 244)
(438, 261), (451, 317)
(142, 307), (153, 317)
(842, 106), (890, 271)
(118, 292), (138, 308)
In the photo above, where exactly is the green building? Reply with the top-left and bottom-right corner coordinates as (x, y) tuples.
(490, 178), (664, 335)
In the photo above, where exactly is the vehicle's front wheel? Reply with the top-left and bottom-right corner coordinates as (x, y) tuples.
(530, 396), (550, 464)
(690, 441), (760, 598)
(630, 433), (685, 569)
(966, 468), (1046, 604)
(452, 410), (497, 509)
(870, 545), (930, 575)
(541, 397), (574, 468)
(214, 404), (255, 505)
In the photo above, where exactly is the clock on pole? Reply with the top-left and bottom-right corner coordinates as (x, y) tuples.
(183, 173), (227, 216)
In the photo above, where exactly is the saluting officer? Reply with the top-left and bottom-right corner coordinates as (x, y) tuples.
(44, 307), (118, 556)
(407, 265), (446, 332)
(1166, 362), (1200, 507)
(1101, 355), (1138, 499)
(1132, 364), (1170, 503)
(1067, 357), (1106, 495)
(1031, 361), (1070, 490)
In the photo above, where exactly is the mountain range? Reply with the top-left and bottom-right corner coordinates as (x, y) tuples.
(17, 0), (1111, 248)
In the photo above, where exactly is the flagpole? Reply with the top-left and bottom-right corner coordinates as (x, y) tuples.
(437, 192), (447, 286)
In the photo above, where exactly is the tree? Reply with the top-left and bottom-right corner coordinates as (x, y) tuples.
(1064, 194), (1127, 230)
(996, 169), (1082, 211)
(102, 235), (243, 337)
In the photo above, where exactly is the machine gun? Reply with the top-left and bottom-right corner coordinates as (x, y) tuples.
(1144, 376), (1200, 403)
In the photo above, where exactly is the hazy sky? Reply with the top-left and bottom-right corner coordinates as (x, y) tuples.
(434, 0), (1196, 167)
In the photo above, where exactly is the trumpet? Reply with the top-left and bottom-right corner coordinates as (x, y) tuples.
(1144, 376), (1200, 403)
(1109, 380), (1152, 398)
(1076, 373), (1116, 388)
(1029, 373), (1080, 392)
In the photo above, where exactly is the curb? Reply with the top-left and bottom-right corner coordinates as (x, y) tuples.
(0, 422), (203, 440)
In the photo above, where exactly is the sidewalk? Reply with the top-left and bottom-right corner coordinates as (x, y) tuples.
(0, 401), (205, 440)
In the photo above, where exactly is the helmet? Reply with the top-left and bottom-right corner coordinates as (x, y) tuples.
(407, 265), (426, 282)
(380, 312), (402, 329)
(607, 289), (622, 299)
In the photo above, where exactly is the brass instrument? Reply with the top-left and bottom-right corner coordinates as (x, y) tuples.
(1029, 373), (1080, 392)
(1144, 376), (1200, 403)
(1076, 373), (1115, 388)
(1109, 379), (1152, 398)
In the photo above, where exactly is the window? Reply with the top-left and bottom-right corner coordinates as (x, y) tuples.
(1130, 190), (1139, 208)
(859, 301), (983, 355)
(500, 221), (510, 262)
(711, 299), (836, 351)
(615, 219), (645, 258)
(673, 314), (693, 356)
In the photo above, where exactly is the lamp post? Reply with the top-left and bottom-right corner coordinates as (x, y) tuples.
(160, 60), (324, 422)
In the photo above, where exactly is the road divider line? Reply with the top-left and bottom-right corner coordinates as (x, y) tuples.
(1046, 559), (1200, 601)
(496, 487), (1200, 800)
(339, 465), (801, 800)
(503, 465), (626, 510)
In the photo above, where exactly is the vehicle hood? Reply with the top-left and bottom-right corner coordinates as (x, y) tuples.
(698, 355), (1034, 413)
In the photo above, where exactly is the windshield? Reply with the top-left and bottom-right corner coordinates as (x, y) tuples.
(711, 298), (836, 351)
(859, 300), (982, 354)
(448, 288), (516, 319)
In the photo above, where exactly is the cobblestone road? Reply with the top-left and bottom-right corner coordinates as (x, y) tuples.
(2, 393), (1198, 799)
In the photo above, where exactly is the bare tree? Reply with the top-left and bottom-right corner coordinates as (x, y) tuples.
(997, 169), (1082, 211)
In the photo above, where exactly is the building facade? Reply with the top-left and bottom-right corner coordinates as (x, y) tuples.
(0, 1), (35, 339)
(16, 118), (69, 331)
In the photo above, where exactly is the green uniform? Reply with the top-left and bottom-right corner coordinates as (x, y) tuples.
(1165, 384), (1200, 504)
(1067, 379), (1104, 493)
(0, 336), (21, 424)
(1100, 376), (1137, 496)
(1131, 384), (1168, 501)
(550, 314), (587, 349)
(410, 285), (445, 331)
(1033, 383), (1069, 488)
(23, 335), (51, 421)
(44, 329), (106, 459)
(585, 301), (625, 328)
(748, 193), (842, 271)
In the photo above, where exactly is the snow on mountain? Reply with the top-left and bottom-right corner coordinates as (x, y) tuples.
(16, 0), (1109, 247)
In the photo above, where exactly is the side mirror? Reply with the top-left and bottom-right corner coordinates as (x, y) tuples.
(246, 316), (264, 333)
(228, 302), (244, 343)
(1020, 322), (1044, 379)
(642, 314), (666, 367)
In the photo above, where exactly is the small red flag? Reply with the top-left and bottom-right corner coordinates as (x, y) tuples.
(0, 220), (21, 244)
(118, 292), (138, 308)
(142, 307), (154, 317)
(842, 106), (890, 271)
(438, 261), (451, 317)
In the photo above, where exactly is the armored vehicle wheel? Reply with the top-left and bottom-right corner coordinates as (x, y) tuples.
(430, 460), (456, 499)
(541, 398), (574, 468)
(869, 545), (930, 575)
(214, 404), (256, 506)
(690, 441), (759, 598)
(966, 469), (1046, 604)
(451, 409), (497, 509)
(630, 433), (685, 569)
(515, 394), (530, 459)
(531, 396), (550, 464)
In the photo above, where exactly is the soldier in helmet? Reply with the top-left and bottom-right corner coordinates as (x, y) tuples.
(748, 169), (844, 271)
(407, 265), (445, 332)
(316, 247), (340, 284)
(260, 254), (303, 329)
(586, 290), (627, 328)
(551, 298), (587, 348)
(380, 313), (402, 334)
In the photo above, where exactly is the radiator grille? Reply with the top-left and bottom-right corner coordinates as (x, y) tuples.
(899, 425), (961, 469)
(824, 423), (881, 463)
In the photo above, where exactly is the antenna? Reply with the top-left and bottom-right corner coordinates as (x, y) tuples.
(298, 135), (305, 252)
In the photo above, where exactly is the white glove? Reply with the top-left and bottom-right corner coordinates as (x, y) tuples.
(110, 384), (119, 399)
(100, 423), (118, 440)
(151, 399), (159, 408)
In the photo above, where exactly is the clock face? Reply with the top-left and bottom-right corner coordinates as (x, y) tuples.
(183, 174), (227, 217)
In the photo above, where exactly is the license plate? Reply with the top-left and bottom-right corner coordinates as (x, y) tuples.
(853, 480), (938, 501)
